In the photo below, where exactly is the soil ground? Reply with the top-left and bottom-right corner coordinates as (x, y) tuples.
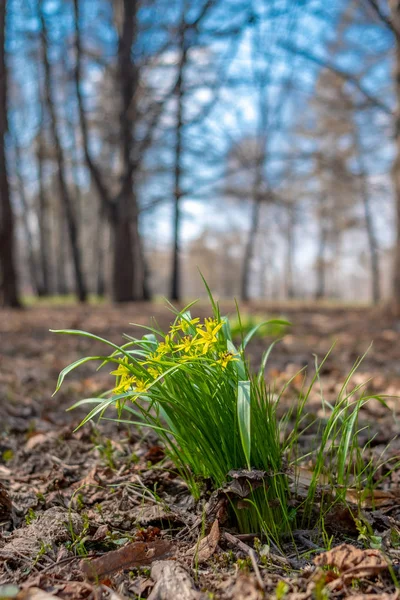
(2, 302), (400, 599)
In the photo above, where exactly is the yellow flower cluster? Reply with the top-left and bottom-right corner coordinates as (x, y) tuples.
(111, 316), (239, 396)
(110, 357), (149, 395)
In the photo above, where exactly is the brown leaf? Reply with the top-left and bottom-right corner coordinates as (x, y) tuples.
(144, 445), (165, 464)
(345, 488), (400, 508)
(81, 540), (173, 580)
(188, 519), (220, 563)
(314, 543), (388, 581)
(225, 469), (268, 499)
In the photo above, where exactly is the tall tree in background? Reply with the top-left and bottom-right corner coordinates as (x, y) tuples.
(170, 8), (187, 302)
(170, 0), (217, 302)
(386, 0), (400, 313)
(39, 0), (87, 302)
(74, 0), (148, 302)
(114, 0), (140, 301)
(0, 0), (20, 308)
(353, 126), (381, 304)
(12, 135), (42, 296)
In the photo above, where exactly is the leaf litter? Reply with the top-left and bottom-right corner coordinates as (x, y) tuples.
(2, 304), (400, 598)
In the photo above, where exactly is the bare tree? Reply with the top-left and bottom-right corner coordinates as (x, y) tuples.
(353, 128), (381, 304)
(36, 127), (51, 296)
(73, 0), (153, 302)
(0, 0), (20, 308)
(170, 0), (218, 301)
(386, 1), (400, 312)
(170, 10), (187, 302)
(39, 1), (87, 302)
(12, 135), (42, 295)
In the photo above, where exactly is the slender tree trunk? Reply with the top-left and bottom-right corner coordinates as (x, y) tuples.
(73, 0), (112, 211)
(39, 4), (87, 302)
(13, 138), (42, 295)
(0, 0), (21, 308)
(353, 131), (380, 304)
(286, 203), (295, 299)
(388, 1), (400, 313)
(315, 196), (327, 300)
(241, 194), (262, 302)
(241, 19), (269, 303)
(55, 200), (68, 295)
(170, 17), (187, 302)
(136, 223), (151, 300)
(95, 206), (106, 297)
(36, 130), (50, 295)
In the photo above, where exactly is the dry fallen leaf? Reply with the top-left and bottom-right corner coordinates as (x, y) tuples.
(314, 543), (388, 581)
(345, 488), (400, 508)
(187, 519), (220, 563)
(81, 540), (173, 579)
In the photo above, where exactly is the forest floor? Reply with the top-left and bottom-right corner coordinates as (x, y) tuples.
(2, 301), (400, 599)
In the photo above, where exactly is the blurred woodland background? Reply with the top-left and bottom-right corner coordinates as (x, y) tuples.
(0, 0), (399, 307)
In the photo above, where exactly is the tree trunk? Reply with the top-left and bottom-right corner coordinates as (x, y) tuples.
(39, 3), (87, 302)
(286, 203), (295, 299)
(73, 0), (112, 213)
(74, 0), (144, 302)
(241, 195), (262, 302)
(111, 202), (136, 302)
(55, 203), (68, 295)
(95, 206), (106, 297)
(353, 131), (380, 304)
(315, 196), (327, 300)
(13, 138), (42, 295)
(112, 0), (141, 302)
(136, 223), (151, 300)
(0, 0), (21, 308)
(170, 17), (187, 302)
(36, 127), (51, 295)
(388, 1), (400, 313)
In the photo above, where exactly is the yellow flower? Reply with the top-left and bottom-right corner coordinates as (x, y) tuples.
(180, 317), (200, 333)
(156, 335), (174, 356)
(195, 320), (223, 354)
(134, 379), (150, 393)
(204, 318), (219, 333)
(216, 351), (239, 369)
(111, 358), (136, 394)
(147, 366), (160, 379)
(113, 375), (136, 394)
(170, 317), (200, 336)
(110, 357), (131, 378)
(175, 335), (197, 354)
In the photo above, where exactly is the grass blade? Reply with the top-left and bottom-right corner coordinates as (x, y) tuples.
(237, 380), (251, 469)
(240, 320), (291, 350)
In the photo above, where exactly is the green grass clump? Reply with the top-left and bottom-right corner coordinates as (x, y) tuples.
(51, 284), (394, 545)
